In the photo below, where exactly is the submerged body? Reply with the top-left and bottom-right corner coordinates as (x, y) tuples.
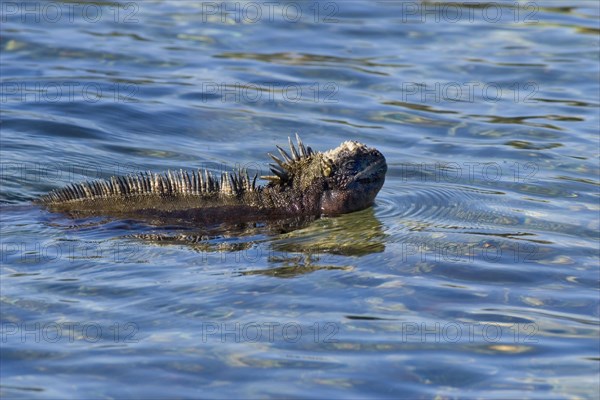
(37, 135), (387, 225)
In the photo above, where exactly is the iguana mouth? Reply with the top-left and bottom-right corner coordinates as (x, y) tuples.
(353, 159), (387, 183)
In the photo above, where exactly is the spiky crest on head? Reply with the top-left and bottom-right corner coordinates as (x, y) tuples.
(261, 133), (315, 186)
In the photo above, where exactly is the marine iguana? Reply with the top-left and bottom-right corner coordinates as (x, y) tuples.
(37, 135), (387, 225)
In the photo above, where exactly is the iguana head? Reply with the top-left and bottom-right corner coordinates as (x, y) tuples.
(265, 135), (387, 215)
(318, 140), (387, 215)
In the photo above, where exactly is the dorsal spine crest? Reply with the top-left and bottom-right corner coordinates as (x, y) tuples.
(38, 135), (315, 205)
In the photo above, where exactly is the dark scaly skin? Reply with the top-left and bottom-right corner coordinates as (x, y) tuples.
(36, 136), (387, 225)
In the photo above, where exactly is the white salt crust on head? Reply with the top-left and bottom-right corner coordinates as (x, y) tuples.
(322, 141), (366, 161)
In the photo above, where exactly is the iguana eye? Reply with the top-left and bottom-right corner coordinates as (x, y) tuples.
(344, 161), (356, 171)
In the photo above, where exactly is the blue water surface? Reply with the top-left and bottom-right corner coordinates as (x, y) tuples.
(1, 1), (599, 399)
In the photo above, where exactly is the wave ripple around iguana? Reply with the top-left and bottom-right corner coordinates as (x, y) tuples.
(37, 135), (387, 225)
